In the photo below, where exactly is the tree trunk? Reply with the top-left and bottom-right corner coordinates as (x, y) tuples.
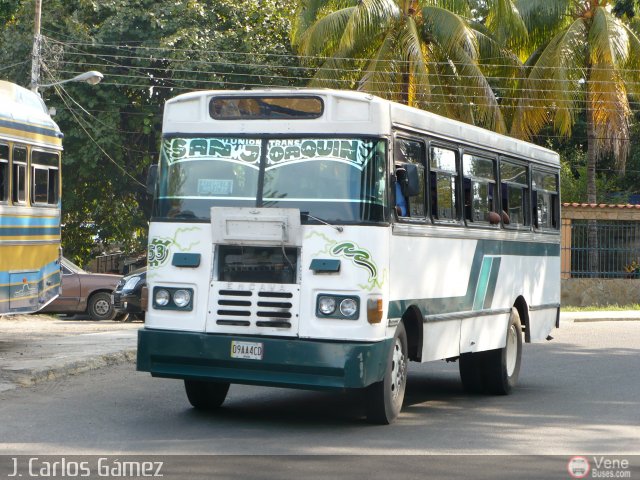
(586, 67), (599, 277)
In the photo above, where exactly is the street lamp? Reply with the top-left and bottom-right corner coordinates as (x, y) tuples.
(37, 70), (104, 89)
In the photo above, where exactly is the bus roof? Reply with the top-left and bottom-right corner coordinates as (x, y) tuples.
(0, 80), (63, 149)
(163, 88), (558, 167)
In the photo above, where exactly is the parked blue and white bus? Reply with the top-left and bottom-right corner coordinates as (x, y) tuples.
(137, 89), (560, 423)
(0, 80), (62, 315)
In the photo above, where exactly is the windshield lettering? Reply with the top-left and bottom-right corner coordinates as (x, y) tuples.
(163, 138), (261, 165)
(267, 139), (377, 170)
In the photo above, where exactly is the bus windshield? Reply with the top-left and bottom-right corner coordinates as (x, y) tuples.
(154, 137), (388, 223)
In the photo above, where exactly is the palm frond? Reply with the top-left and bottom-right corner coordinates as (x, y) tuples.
(401, 17), (432, 106)
(485, 0), (528, 52)
(296, 7), (358, 58)
(589, 7), (630, 66)
(511, 18), (587, 140)
(421, 5), (478, 59)
(620, 22), (640, 98)
(358, 30), (403, 101)
(337, 0), (400, 53)
(421, 0), (471, 17)
(589, 61), (630, 166)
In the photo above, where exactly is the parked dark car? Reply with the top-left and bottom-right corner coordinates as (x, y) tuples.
(41, 257), (121, 320)
(112, 267), (146, 321)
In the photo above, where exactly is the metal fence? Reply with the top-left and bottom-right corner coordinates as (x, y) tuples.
(563, 220), (640, 278)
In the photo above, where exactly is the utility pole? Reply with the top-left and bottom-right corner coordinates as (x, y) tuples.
(30, 0), (42, 92)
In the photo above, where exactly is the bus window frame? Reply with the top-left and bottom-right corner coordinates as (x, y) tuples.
(30, 149), (60, 207)
(11, 145), (28, 206)
(499, 157), (532, 231)
(428, 141), (462, 225)
(393, 134), (428, 223)
(461, 148), (499, 229)
(0, 143), (9, 204)
(531, 166), (560, 233)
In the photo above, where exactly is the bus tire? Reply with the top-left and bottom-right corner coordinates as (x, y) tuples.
(459, 353), (485, 394)
(483, 307), (523, 395)
(365, 322), (408, 424)
(88, 292), (116, 320)
(184, 379), (230, 410)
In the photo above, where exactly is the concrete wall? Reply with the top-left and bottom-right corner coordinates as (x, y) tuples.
(562, 278), (640, 307)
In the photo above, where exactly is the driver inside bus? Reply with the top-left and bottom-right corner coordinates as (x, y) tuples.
(395, 167), (408, 217)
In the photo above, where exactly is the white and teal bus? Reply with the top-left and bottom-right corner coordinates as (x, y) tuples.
(137, 89), (560, 424)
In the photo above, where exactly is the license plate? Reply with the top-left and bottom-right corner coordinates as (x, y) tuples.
(230, 341), (263, 360)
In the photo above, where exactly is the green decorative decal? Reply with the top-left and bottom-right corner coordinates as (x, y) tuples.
(307, 231), (386, 291)
(148, 227), (202, 269)
(331, 242), (377, 280)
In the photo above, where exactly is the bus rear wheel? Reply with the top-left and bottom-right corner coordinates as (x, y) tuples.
(483, 307), (522, 395)
(365, 322), (408, 425)
(184, 379), (230, 410)
(459, 352), (485, 394)
(459, 308), (523, 395)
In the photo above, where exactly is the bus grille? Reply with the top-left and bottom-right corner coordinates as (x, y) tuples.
(209, 282), (299, 333)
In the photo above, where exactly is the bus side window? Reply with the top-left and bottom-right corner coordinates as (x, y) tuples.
(430, 146), (458, 222)
(462, 153), (497, 225)
(532, 169), (559, 230)
(394, 138), (425, 219)
(12, 146), (27, 205)
(500, 160), (530, 228)
(0, 144), (8, 202)
(31, 150), (60, 206)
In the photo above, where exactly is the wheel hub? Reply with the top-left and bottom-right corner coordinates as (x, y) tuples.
(95, 299), (110, 315)
(506, 324), (518, 377)
(390, 338), (406, 399)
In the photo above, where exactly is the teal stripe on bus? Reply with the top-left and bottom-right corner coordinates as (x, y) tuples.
(0, 226), (60, 236)
(388, 239), (558, 319)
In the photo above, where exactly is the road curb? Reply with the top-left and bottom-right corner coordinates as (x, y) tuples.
(0, 349), (136, 392)
(571, 318), (640, 323)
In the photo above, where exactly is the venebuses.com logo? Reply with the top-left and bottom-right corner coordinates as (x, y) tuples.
(568, 456), (632, 479)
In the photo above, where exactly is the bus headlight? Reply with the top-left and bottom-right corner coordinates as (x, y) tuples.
(173, 289), (191, 308)
(318, 296), (336, 315)
(155, 289), (170, 307)
(339, 298), (358, 317)
(153, 287), (194, 311)
(316, 294), (359, 319)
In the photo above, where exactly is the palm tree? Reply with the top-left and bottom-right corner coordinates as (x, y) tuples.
(508, 0), (640, 274)
(291, 0), (509, 133)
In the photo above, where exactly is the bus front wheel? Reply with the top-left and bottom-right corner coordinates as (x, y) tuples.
(365, 322), (408, 425)
(184, 379), (230, 410)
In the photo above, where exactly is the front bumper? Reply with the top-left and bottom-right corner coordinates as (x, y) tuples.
(113, 291), (143, 314)
(137, 328), (391, 390)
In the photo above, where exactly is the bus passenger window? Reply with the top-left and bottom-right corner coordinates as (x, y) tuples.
(31, 150), (60, 205)
(462, 154), (496, 225)
(12, 146), (27, 204)
(430, 146), (458, 221)
(500, 161), (529, 227)
(394, 138), (425, 218)
(0, 144), (8, 202)
(532, 170), (559, 230)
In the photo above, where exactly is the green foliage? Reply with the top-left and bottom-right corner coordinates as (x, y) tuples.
(0, 0), (302, 266)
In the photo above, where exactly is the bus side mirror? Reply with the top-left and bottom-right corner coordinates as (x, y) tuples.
(404, 163), (420, 197)
(146, 164), (157, 196)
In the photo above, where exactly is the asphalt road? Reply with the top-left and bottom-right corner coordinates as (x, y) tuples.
(0, 321), (638, 459)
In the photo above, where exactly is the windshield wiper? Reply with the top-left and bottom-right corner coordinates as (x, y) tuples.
(300, 212), (343, 233)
